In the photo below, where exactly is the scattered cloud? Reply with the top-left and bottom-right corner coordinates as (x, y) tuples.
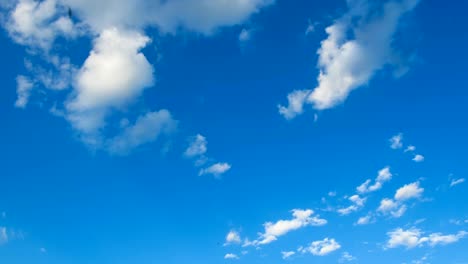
(356, 214), (374, 225)
(224, 253), (239, 259)
(395, 182), (424, 201)
(357, 166), (393, 194)
(450, 178), (465, 187)
(299, 238), (341, 256)
(390, 133), (404, 149)
(339, 251), (356, 262)
(14, 75), (34, 108)
(337, 195), (366, 215)
(199, 162), (231, 177)
(305, 19), (317, 35)
(405, 145), (416, 152)
(386, 228), (468, 249)
(281, 251), (295, 259)
(238, 28), (252, 45)
(2, 0), (274, 153)
(5, 0), (79, 51)
(278, 90), (310, 120)
(107, 110), (177, 154)
(412, 154), (424, 162)
(377, 181), (423, 218)
(0, 227), (7, 245)
(225, 230), (241, 245)
(184, 134), (208, 166)
(245, 209), (326, 246)
(279, 0), (420, 117)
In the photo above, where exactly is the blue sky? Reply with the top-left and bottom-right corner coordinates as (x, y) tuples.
(0, 0), (467, 263)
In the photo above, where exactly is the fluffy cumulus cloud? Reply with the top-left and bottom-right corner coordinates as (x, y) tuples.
(279, 0), (420, 118)
(225, 230), (241, 245)
(2, 0), (274, 153)
(337, 194), (366, 215)
(389, 133), (404, 149)
(52, 0), (274, 34)
(394, 182), (424, 201)
(299, 238), (341, 256)
(357, 166), (393, 194)
(356, 214), (373, 225)
(198, 162), (231, 177)
(386, 228), (468, 249)
(245, 209), (327, 246)
(412, 154), (424, 162)
(65, 27), (154, 136)
(184, 134), (207, 158)
(377, 181), (423, 218)
(5, 0), (78, 51)
(224, 253), (239, 259)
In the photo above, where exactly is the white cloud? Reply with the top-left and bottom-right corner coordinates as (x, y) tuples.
(394, 182), (424, 201)
(412, 154), (424, 162)
(238, 28), (252, 44)
(278, 90), (310, 120)
(6, 0), (78, 51)
(61, 0), (273, 34)
(328, 191), (337, 197)
(300, 238), (341, 256)
(67, 27), (153, 119)
(246, 209), (326, 246)
(377, 198), (407, 218)
(339, 251), (356, 262)
(224, 253), (239, 259)
(450, 178), (465, 187)
(377, 182), (423, 218)
(225, 230), (241, 245)
(281, 251), (295, 259)
(279, 0), (419, 117)
(357, 166), (393, 194)
(386, 228), (467, 249)
(405, 145), (416, 152)
(14, 75), (34, 108)
(337, 195), (366, 215)
(184, 134), (207, 158)
(106, 110), (177, 154)
(2, 0), (274, 153)
(0, 227), (7, 245)
(389, 133), (404, 149)
(356, 214), (373, 225)
(199, 162), (231, 177)
(386, 228), (422, 248)
(305, 19), (316, 35)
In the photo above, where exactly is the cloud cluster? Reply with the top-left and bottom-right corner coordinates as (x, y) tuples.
(225, 230), (241, 246)
(357, 167), (393, 194)
(279, 0), (420, 118)
(389, 133), (425, 162)
(244, 209), (326, 246)
(386, 228), (467, 249)
(184, 134), (231, 177)
(337, 195), (366, 215)
(299, 238), (341, 256)
(2, 0), (273, 153)
(378, 182), (424, 218)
